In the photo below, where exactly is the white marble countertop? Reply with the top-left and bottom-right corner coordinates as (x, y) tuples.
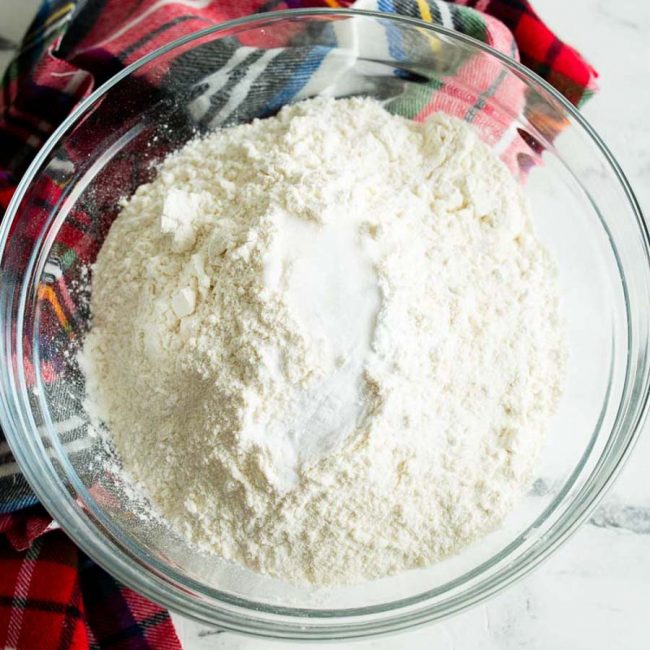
(2, 0), (649, 648)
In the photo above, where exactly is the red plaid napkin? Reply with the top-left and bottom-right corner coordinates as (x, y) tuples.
(1, 514), (179, 649)
(0, 1), (597, 648)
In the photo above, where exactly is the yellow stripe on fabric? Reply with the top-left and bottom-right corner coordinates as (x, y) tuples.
(38, 285), (70, 331)
(25, 2), (75, 42)
(323, 0), (340, 6)
(45, 2), (75, 27)
(417, 0), (433, 23)
(415, 0), (442, 54)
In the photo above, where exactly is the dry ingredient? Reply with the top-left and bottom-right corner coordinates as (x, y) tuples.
(80, 97), (565, 585)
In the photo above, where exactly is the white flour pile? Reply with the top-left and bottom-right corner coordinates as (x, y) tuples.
(81, 97), (565, 585)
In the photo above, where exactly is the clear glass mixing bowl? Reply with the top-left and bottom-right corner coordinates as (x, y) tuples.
(0, 9), (648, 640)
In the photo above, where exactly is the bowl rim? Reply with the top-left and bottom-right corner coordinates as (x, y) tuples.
(1, 7), (648, 640)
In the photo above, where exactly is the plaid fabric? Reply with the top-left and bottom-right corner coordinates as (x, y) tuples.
(0, 532), (91, 649)
(0, 0), (597, 201)
(0, 1), (598, 648)
(0, 524), (180, 650)
(456, 0), (598, 106)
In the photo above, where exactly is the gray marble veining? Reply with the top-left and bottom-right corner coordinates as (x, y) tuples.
(590, 503), (650, 534)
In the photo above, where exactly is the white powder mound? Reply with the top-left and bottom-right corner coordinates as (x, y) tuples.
(80, 97), (565, 585)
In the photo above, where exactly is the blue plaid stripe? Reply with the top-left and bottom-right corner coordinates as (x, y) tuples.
(0, 441), (39, 513)
(264, 44), (332, 114)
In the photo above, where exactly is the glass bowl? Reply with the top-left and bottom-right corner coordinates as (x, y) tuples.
(0, 9), (648, 641)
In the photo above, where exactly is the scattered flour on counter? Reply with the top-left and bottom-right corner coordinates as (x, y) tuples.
(80, 97), (566, 585)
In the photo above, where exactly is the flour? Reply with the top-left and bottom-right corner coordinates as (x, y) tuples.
(80, 97), (565, 585)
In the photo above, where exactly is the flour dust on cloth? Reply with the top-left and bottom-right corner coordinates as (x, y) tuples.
(80, 97), (566, 585)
